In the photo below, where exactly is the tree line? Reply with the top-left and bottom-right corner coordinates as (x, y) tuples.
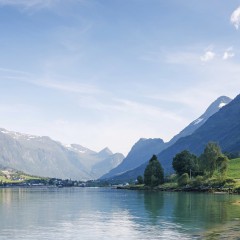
(139, 142), (229, 187)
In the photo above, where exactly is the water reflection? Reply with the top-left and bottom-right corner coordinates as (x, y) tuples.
(144, 192), (164, 222)
(0, 188), (240, 240)
(172, 192), (240, 230)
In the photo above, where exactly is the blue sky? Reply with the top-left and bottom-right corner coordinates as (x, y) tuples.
(0, 0), (240, 155)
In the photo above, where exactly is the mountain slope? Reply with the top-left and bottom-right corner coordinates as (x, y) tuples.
(100, 138), (166, 179)
(0, 129), (124, 180)
(166, 96), (232, 146)
(91, 153), (124, 178)
(105, 95), (235, 182)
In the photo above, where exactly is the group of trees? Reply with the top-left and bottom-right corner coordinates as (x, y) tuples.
(138, 142), (229, 188)
(172, 142), (229, 184)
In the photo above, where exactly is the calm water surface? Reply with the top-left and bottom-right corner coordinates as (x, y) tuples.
(0, 187), (240, 240)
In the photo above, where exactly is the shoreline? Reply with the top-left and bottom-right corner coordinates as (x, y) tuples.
(116, 185), (240, 194)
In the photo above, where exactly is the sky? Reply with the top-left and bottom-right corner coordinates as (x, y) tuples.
(0, 0), (240, 155)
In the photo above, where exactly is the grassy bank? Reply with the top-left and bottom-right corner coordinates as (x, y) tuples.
(118, 158), (240, 193)
(227, 158), (240, 179)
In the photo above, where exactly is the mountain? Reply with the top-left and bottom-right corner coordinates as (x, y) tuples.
(100, 138), (166, 179)
(0, 128), (124, 180)
(166, 96), (232, 146)
(155, 94), (240, 173)
(91, 153), (124, 178)
(104, 95), (234, 182)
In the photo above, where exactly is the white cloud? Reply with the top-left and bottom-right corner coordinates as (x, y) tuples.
(200, 51), (215, 62)
(222, 48), (235, 60)
(231, 6), (240, 30)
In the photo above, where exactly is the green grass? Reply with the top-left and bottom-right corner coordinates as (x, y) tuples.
(0, 170), (42, 184)
(227, 158), (240, 179)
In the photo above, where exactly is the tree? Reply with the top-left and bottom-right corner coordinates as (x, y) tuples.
(137, 175), (144, 184)
(144, 155), (164, 187)
(172, 150), (198, 177)
(200, 142), (222, 177)
(216, 155), (229, 178)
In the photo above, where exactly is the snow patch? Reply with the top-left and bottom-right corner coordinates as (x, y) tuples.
(193, 118), (203, 125)
(219, 102), (226, 108)
(64, 144), (86, 153)
(0, 130), (9, 134)
(0, 129), (39, 140)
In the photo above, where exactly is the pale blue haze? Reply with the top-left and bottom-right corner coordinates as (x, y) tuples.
(0, 0), (240, 154)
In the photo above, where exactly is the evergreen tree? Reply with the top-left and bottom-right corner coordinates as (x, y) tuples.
(144, 155), (164, 187)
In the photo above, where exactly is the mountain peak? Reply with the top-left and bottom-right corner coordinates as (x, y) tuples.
(203, 96), (232, 116)
(98, 147), (113, 157)
(192, 96), (232, 126)
(167, 95), (232, 147)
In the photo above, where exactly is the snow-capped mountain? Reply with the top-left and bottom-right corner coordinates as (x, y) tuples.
(166, 96), (232, 147)
(0, 128), (124, 180)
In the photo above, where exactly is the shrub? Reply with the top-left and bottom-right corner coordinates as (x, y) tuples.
(178, 173), (189, 186)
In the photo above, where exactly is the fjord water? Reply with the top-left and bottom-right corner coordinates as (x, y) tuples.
(0, 188), (240, 240)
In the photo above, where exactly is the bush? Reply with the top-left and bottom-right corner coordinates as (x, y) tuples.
(178, 173), (189, 186)
(225, 178), (236, 184)
(191, 176), (205, 187)
(137, 175), (143, 184)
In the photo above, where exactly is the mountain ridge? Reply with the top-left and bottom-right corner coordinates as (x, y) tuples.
(0, 128), (124, 180)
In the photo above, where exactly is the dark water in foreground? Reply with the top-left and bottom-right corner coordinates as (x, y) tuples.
(0, 187), (240, 239)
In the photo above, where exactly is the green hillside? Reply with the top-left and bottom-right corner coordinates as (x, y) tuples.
(0, 169), (41, 184)
(227, 158), (240, 179)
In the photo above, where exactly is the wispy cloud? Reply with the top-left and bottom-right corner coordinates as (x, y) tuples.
(37, 78), (103, 95)
(231, 6), (240, 30)
(200, 50), (215, 62)
(0, 0), (59, 9)
(222, 47), (235, 60)
(0, 0), (88, 11)
(0, 67), (103, 96)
